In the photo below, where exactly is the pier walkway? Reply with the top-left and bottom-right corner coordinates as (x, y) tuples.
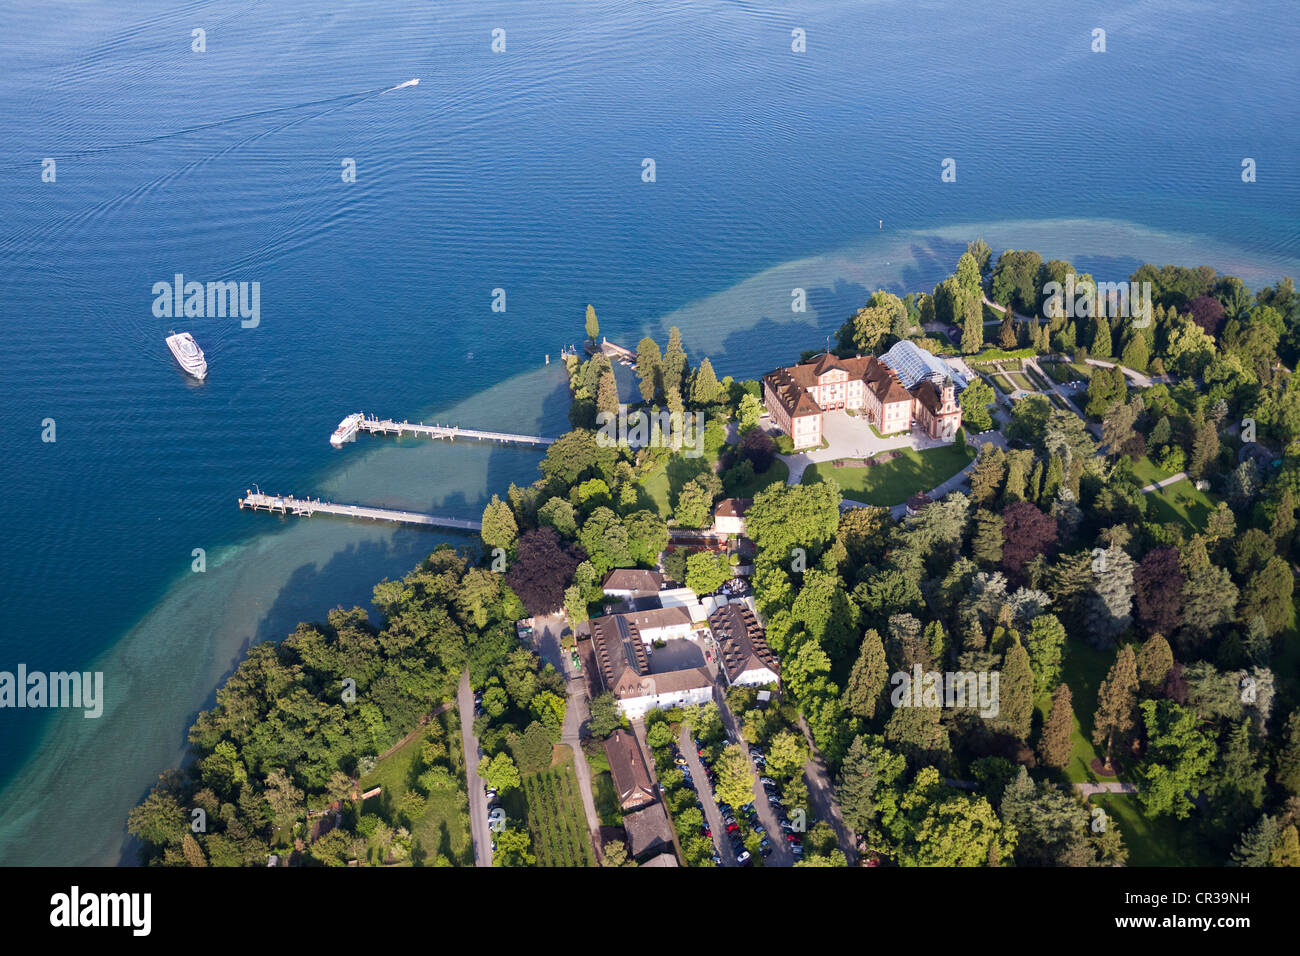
(586, 337), (638, 369)
(238, 490), (481, 532)
(333, 413), (555, 448)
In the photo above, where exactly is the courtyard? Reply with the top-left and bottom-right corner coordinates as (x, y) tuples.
(776, 409), (950, 484)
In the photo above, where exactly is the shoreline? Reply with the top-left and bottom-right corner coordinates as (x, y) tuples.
(2, 215), (1298, 866)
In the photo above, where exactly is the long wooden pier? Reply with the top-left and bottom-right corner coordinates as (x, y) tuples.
(332, 413), (555, 448)
(238, 491), (481, 532)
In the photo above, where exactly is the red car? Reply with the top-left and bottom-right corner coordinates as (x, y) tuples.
(786, 834), (802, 844)
(726, 823), (739, 833)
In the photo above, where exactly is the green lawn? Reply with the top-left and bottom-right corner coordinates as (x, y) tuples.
(1038, 639), (1121, 785)
(359, 711), (473, 865)
(1130, 454), (1174, 488)
(802, 444), (975, 506)
(1144, 478), (1215, 532)
(639, 421), (733, 518)
(1006, 371), (1034, 391)
(586, 749), (623, 827)
(1088, 793), (1215, 866)
(725, 458), (789, 498)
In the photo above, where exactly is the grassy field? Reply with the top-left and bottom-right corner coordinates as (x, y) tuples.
(1088, 793), (1215, 866)
(725, 458), (789, 499)
(1130, 454), (1175, 487)
(521, 758), (596, 867)
(585, 748), (623, 827)
(1038, 639), (1120, 785)
(359, 710), (473, 865)
(1006, 371), (1034, 391)
(1144, 478), (1215, 532)
(802, 444), (975, 506)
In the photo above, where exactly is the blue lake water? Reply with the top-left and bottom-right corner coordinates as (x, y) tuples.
(0, 0), (1297, 864)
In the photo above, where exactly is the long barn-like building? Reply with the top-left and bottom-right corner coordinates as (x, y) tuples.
(762, 340), (965, 449)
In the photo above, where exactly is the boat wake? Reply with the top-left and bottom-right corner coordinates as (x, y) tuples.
(0, 86), (391, 171)
(381, 78), (421, 94)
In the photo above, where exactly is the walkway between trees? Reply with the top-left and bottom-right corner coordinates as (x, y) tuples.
(1139, 472), (1190, 493)
(796, 715), (857, 866)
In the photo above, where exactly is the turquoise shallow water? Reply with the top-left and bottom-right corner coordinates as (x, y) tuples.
(0, 0), (1296, 864)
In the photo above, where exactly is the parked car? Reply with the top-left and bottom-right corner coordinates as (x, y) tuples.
(701, 824), (712, 837)
(748, 747), (764, 759)
(786, 834), (802, 844)
(484, 786), (498, 799)
(760, 777), (776, 787)
(759, 843), (773, 857)
(752, 823), (766, 836)
(711, 854), (722, 865)
(673, 754), (688, 766)
(780, 821), (795, 832)
(726, 823), (739, 833)
(736, 850), (751, 865)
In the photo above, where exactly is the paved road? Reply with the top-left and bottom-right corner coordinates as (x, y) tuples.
(679, 724), (735, 866)
(1077, 781), (1139, 796)
(797, 715), (857, 866)
(713, 688), (792, 866)
(457, 671), (493, 867)
(1139, 471), (1191, 493)
(1083, 356), (1156, 389)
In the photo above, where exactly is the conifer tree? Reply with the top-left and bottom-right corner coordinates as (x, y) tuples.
(998, 311), (1017, 348)
(635, 337), (662, 404)
(585, 304), (600, 342)
(1092, 645), (1139, 770)
(1136, 632), (1174, 694)
(969, 445), (1007, 506)
(480, 494), (519, 552)
(690, 356), (720, 406)
(844, 629), (889, 721)
(1231, 814), (1280, 866)
(1270, 825), (1300, 867)
(1120, 332), (1148, 371)
(1027, 460), (1045, 505)
(997, 640), (1035, 741)
(663, 326), (688, 395)
(972, 509), (1004, 566)
(1038, 684), (1074, 768)
(596, 369), (619, 418)
(1042, 454), (1064, 502)
(1091, 314), (1112, 358)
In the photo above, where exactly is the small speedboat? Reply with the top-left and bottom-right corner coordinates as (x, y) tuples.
(166, 331), (207, 380)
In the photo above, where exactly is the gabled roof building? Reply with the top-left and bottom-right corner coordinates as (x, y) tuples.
(762, 341), (964, 448)
(708, 603), (780, 689)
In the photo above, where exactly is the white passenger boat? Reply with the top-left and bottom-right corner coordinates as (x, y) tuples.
(331, 413), (364, 448)
(165, 331), (207, 380)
